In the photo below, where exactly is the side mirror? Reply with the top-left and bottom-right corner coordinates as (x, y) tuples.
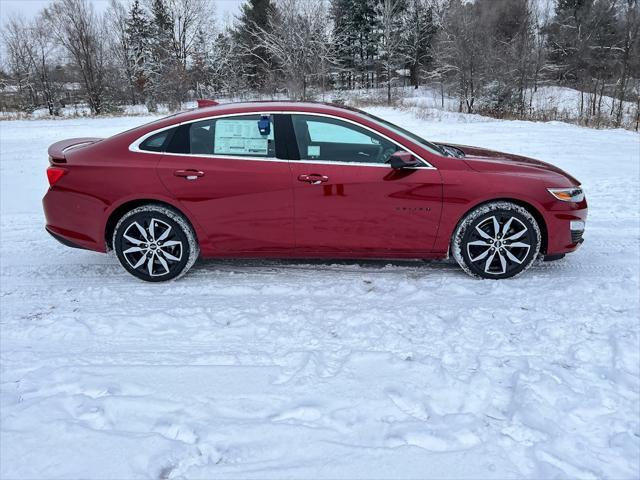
(388, 151), (420, 169)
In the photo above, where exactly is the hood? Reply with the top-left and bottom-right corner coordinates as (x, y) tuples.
(438, 143), (581, 185)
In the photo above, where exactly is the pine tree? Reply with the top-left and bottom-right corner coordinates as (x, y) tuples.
(233, 0), (276, 91)
(331, 0), (381, 90)
(126, 0), (151, 106)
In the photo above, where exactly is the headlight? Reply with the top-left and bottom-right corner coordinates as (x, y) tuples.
(547, 187), (584, 202)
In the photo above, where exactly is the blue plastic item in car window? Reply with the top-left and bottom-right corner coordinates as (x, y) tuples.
(258, 115), (271, 136)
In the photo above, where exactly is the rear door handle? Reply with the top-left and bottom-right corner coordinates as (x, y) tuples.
(298, 174), (329, 184)
(174, 169), (204, 180)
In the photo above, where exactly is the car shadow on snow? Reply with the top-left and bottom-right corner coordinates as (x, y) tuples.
(190, 257), (462, 276)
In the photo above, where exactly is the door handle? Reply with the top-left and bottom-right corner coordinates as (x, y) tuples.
(298, 174), (329, 184)
(174, 169), (204, 180)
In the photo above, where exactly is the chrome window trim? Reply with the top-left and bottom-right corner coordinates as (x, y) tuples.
(128, 110), (436, 169)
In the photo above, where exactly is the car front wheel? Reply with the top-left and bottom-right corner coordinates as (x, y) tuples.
(452, 201), (541, 279)
(113, 204), (199, 282)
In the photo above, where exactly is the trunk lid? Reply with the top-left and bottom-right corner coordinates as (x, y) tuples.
(48, 137), (103, 164)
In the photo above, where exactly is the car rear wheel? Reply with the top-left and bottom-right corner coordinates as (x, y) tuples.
(452, 201), (541, 279)
(113, 205), (199, 282)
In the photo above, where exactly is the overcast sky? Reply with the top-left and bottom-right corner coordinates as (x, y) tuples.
(0, 0), (245, 26)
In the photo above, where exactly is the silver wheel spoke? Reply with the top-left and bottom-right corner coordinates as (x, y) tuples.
(497, 251), (507, 273)
(132, 254), (146, 269)
(161, 240), (181, 247)
(468, 240), (491, 247)
(159, 249), (180, 261)
(157, 225), (172, 242)
(123, 234), (143, 245)
(504, 248), (524, 264)
(501, 217), (514, 236)
(123, 246), (144, 254)
(505, 228), (527, 241)
(506, 241), (530, 248)
(156, 252), (170, 273)
(148, 219), (156, 241)
(134, 222), (149, 241)
(147, 252), (155, 275)
(484, 250), (497, 273)
(469, 248), (491, 262)
(491, 216), (500, 237)
(475, 224), (492, 240)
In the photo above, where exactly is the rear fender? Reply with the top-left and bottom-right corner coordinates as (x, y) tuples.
(103, 194), (207, 252)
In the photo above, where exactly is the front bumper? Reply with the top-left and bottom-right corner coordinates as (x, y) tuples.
(545, 204), (587, 255)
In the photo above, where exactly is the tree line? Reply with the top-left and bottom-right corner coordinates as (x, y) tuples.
(1, 0), (638, 128)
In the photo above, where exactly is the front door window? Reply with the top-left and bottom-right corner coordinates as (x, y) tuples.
(291, 114), (401, 164)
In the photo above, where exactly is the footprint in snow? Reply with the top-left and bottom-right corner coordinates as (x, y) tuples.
(153, 420), (199, 444)
(385, 388), (430, 421)
(270, 405), (323, 423)
(386, 428), (481, 452)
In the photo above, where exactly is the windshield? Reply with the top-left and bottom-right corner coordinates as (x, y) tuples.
(355, 110), (449, 156)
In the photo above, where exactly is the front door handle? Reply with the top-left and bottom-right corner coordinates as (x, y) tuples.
(174, 169), (204, 180)
(298, 174), (329, 184)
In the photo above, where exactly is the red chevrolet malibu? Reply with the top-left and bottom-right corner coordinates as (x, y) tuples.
(43, 101), (587, 281)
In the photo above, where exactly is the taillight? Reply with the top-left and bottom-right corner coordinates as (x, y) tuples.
(47, 167), (67, 187)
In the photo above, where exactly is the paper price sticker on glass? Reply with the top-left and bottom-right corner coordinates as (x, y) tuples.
(214, 118), (274, 156)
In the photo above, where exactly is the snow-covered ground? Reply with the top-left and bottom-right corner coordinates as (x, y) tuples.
(1, 110), (639, 479)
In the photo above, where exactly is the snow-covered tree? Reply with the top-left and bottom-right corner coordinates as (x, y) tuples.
(251, 0), (334, 99)
(401, 0), (437, 89)
(124, 0), (152, 105)
(377, 0), (407, 104)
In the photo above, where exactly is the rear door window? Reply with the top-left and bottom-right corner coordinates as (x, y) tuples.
(165, 115), (276, 157)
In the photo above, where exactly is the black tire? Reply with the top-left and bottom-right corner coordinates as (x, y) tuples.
(451, 201), (541, 279)
(112, 204), (199, 282)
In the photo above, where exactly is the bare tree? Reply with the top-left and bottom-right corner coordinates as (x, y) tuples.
(377, 0), (406, 104)
(2, 16), (38, 111)
(45, 0), (108, 114)
(437, 0), (485, 113)
(402, 0), (437, 89)
(31, 14), (64, 115)
(614, 0), (640, 126)
(106, 0), (138, 105)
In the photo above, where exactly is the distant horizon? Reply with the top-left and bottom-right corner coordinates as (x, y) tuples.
(0, 0), (244, 26)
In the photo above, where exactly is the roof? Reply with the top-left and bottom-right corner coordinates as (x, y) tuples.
(194, 100), (356, 116)
(134, 101), (365, 135)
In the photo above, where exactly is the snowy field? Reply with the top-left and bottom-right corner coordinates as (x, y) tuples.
(1, 109), (639, 479)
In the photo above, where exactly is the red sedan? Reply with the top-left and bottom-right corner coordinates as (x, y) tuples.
(43, 101), (587, 281)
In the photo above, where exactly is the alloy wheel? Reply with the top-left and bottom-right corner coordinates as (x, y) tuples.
(121, 218), (183, 277)
(466, 215), (532, 276)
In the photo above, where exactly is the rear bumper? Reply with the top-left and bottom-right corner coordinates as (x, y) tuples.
(43, 188), (106, 252)
(45, 226), (89, 250)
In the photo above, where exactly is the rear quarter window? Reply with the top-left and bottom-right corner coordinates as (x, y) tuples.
(139, 128), (175, 152)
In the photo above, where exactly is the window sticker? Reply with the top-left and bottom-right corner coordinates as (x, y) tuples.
(214, 119), (273, 156)
(307, 145), (320, 157)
